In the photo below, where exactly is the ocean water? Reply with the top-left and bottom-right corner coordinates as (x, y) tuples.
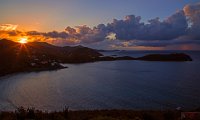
(0, 51), (200, 111)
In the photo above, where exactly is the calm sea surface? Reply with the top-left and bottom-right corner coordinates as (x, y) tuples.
(0, 51), (200, 111)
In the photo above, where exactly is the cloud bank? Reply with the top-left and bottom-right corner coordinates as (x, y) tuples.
(0, 2), (200, 50)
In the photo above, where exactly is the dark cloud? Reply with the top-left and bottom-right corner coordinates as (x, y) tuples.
(27, 31), (79, 45)
(65, 27), (76, 34)
(101, 10), (188, 41)
(145, 10), (188, 40)
(44, 31), (69, 39)
(64, 25), (107, 44)
(27, 31), (69, 39)
(106, 15), (144, 40)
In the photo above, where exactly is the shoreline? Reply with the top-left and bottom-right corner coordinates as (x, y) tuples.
(0, 65), (67, 78)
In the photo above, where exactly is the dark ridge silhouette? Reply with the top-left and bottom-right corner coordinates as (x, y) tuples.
(0, 39), (102, 76)
(137, 53), (193, 61)
(97, 56), (136, 61)
(0, 39), (192, 76)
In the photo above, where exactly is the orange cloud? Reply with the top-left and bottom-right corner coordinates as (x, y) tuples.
(0, 24), (18, 31)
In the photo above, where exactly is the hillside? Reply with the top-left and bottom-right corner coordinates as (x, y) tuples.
(0, 39), (192, 76)
(0, 39), (102, 76)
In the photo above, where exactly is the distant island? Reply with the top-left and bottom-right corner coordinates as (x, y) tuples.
(0, 39), (192, 77)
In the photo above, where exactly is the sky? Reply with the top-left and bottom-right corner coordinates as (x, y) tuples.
(0, 0), (200, 50)
(0, 0), (199, 31)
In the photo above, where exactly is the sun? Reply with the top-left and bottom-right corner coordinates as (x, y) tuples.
(19, 37), (28, 44)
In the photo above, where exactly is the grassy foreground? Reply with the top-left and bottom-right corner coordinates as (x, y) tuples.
(1, 107), (199, 120)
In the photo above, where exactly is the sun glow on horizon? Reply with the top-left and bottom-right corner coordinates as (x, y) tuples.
(19, 37), (28, 44)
